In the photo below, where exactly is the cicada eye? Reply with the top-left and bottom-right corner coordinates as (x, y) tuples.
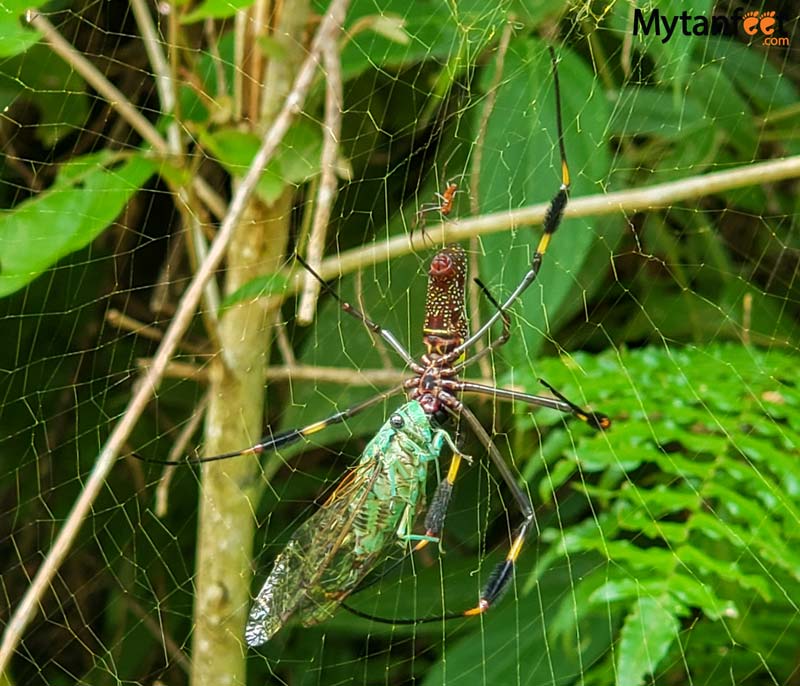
(390, 414), (405, 429)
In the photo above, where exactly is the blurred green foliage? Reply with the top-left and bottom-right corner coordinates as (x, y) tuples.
(0, 0), (798, 685)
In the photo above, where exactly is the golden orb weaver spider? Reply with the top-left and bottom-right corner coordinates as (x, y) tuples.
(134, 47), (609, 643)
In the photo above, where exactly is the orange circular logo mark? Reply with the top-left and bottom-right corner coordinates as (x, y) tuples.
(742, 10), (777, 36)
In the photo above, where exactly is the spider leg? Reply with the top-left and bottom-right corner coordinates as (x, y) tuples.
(452, 380), (610, 431)
(448, 277), (511, 372)
(446, 47), (570, 361)
(413, 428), (470, 552)
(441, 403), (534, 618)
(296, 253), (417, 367)
(130, 385), (405, 465)
(416, 203), (444, 216)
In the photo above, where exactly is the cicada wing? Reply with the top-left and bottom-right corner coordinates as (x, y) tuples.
(245, 538), (306, 646)
(245, 461), (382, 646)
(298, 466), (423, 626)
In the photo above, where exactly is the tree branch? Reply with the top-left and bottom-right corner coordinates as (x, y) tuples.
(0, 0), (350, 672)
(277, 153), (800, 299)
(298, 12), (345, 323)
(27, 10), (227, 220)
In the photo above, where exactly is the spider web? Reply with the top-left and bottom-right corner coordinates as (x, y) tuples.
(1, 1), (799, 685)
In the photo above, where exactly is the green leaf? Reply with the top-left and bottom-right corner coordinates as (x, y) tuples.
(337, 0), (503, 81)
(357, 14), (410, 45)
(220, 271), (290, 310)
(601, 540), (677, 572)
(666, 573), (736, 621)
(182, 0), (254, 23)
(617, 596), (680, 686)
(177, 31), (235, 124)
(610, 87), (708, 139)
(0, 0), (44, 57)
(687, 63), (757, 157)
(676, 543), (772, 600)
(0, 43), (88, 145)
(0, 153), (156, 297)
(610, 0), (713, 87)
(698, 38), (799, 112)
(199, 120), (322, 204)
(277, 121), (324, 183)
(539, 456), (577, 500)
(422, 553), (614, 686)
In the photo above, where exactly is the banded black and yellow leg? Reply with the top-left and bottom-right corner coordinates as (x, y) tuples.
(455, 379), (611, 431)
(443, 46), (571, 364)
(448, 278), (512, 372)
(452, 405), (534, 618)
(463, 520), (531, 616)
(413, 449), (468, 553)
(131, 386), (404, 465)
(411, 427), (470, 548)
(445, 272), (611, 431)
(539, 379), (611, 430)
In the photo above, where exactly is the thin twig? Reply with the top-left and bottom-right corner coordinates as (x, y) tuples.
(620, 1), (635, 79)
(106, 309), (207, 355)
(469, 19), (513, 379)
(146, 358), (524, 390)
(265, 364), (405, 384)
(297, 22), (345, 324)
(0, 139), (43, 191)
(27, 10), (226, 220)
(204, 19), (228, 101)
(250, 0), (270, 117)
(144, 359), (406, 386)
(130, 0), (180, 151)
(192, 181), (227, 221)
(274, 310), (298, 367)
(742, 293), (753, 347)
(470, 19), (513, 216)
(154, 392), (210, 517)
(129, 0), (222, 317)
(276, 154), (800, 298)
(149, 229), (186, 315)
(181, 205), (221, 330)
(27, 11), (164, 151)
(0, 0), (350, 670)
(139, 359), (209, 381)
(232, 9), (246, 121)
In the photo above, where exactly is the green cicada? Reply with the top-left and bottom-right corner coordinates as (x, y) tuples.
(245, 400), (458, 646)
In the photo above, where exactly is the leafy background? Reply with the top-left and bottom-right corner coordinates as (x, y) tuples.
(0, 0), (798, 685)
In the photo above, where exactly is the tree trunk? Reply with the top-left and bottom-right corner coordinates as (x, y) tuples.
(191, 193), (291, 685)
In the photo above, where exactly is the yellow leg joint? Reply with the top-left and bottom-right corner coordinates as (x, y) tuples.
(507, 534), (525, 563)
(464, 599), (490, 616)
(302, 419), (330, 436)
(537, 232), (552, 254)
(446, 454), (462, 484)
